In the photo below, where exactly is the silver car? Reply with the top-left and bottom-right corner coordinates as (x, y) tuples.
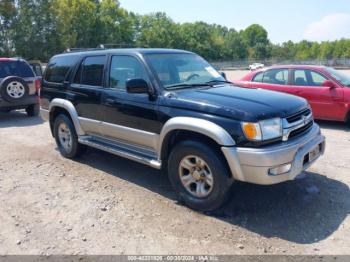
(0, 58), (40, 116)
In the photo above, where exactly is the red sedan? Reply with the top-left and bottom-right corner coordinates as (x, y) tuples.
(234, 65), (350, 122)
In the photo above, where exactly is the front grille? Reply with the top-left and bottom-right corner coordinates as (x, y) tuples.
(282, 108), (313, 141)
(289, 120), (313, 139)
(286, 108), (312, 124)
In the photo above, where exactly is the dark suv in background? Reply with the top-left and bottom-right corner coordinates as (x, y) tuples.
(0, 58), (40, 116)
(40, 48), (325, 212)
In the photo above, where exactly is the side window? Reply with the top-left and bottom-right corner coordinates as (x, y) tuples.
(294, 70), (308, 86)
(262, 69), (288, 85)
(109, 56), (148, 90)
(252, 72), (263, 82)
(45, 56), (78, 83)
(309, 70), (327, 86)
(80, 56), (106, 87)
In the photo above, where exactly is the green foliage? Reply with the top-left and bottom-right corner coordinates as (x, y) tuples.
(0, 0), (349, 61)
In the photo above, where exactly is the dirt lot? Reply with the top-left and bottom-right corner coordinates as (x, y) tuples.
(0, 110), (349, 255)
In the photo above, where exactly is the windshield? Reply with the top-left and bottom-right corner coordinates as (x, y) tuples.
(326, 67), (350, 87)
(0, 61), (34, 78)
(146, 53), (225, 89)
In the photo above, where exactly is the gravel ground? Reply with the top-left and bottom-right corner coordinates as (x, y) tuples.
(0, 111), (349, 255)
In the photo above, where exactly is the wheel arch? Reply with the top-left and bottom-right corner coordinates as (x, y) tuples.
(158, 117), (235, 161)
(49, 98), (85, 136)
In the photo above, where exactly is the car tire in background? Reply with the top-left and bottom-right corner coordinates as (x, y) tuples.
(26, 104), (40, 117)
(0, 76), (29, 103)
(168, 140), (234, 212)
(53, 114), (86, 159)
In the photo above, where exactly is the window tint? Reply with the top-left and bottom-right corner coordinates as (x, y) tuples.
(0, 61), (35, 78)
(252, 72), (263, 82)
(294, 70), (308, 86)
(109, 56), (148, 90)
(81, 56), (106, 86)
(262, 69), (288, 85)
(45, 56), (78, 83)
(309, 71), (327, 86)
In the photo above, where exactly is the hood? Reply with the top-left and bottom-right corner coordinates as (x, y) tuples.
(161, 84), (308, 122)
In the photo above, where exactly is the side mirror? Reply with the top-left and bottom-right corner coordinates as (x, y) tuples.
(322, 80), (336, 89)
(126, 79), (150, 94)
(220, 72), (227, 80)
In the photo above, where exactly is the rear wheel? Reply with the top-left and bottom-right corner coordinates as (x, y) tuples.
(26, 104), (40, 117)
(168, 140), (233, 212)
(53, 114), (86, 159)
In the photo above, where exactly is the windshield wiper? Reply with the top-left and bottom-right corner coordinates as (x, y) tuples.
(165, 83), (212, 90)
(205, 80), (233, 85)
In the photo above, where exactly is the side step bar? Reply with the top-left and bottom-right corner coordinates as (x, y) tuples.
(78, 136), (162, 169)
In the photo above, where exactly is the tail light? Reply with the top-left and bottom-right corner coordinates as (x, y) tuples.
(35, 78), (41, 104)
(35, 78), (41, 95)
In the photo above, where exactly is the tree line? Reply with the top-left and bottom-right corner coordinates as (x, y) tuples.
(1, 0), (350, 62)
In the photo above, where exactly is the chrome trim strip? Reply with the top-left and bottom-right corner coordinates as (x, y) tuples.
(49, 98), (85, 136)
(78, 117), (160, 150)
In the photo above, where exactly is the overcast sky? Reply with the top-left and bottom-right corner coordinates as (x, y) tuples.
(120, 0), (350, 43)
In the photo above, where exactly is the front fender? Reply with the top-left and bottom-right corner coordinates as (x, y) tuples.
(158, 117), (236, 159)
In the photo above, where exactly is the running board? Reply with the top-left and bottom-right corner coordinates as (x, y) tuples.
(78, 136), (162, 169)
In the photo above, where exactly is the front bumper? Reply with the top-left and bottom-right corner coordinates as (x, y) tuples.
(222, 124), (325, 185)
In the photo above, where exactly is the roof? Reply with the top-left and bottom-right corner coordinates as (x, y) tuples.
(262, 65), (327, 71)
(55, 48), (194, 58)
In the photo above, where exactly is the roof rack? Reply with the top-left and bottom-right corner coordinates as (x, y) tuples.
(64, 43), (147, 53)
(64, 47), (105, 53)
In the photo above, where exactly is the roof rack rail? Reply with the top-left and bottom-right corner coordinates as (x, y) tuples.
(64, 47), (105, 53)
(64, 44), (147, 53)
(97, 43), (143, 49)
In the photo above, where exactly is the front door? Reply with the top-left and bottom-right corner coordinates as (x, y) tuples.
(100, 55), (160, 150)
(291, 69), (344, 120)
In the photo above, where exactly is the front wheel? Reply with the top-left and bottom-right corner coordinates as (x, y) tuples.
(53, 114), (86, 159)
(168, 140), (233, 212)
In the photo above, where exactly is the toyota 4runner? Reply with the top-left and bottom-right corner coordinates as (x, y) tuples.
(0, 58), (41, 116)
(40, 49), (326, 212)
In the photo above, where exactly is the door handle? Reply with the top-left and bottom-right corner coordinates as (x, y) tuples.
(105, 98), (121, 106)
(295, 91), (303, 94)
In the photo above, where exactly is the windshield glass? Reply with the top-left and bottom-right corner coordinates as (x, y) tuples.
(326, 67), (350, 87)
(146, 53), (225, 89)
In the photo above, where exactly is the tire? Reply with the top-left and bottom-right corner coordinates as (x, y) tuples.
(53, 114), (86, 159)
(168, 140), (233, 212)
(26, 104), (40, 117)
(0, 76), (29, 103)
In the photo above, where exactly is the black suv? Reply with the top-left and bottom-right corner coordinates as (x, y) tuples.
(41, 49), (325, 212)
(0, 58), (40, 116)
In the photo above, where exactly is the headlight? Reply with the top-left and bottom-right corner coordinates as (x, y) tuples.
(242, 118), (282, 141)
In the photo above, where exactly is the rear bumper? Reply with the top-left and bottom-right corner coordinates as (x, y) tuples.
(222, 124), (325, 185)
(0, 95), (38, 110)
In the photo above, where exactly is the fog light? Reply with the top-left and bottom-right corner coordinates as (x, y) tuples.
(269, 164), (292, 176)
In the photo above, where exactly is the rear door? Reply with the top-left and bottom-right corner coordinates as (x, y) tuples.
(291, 69), (344, 120)
(68, 55), (107, 135)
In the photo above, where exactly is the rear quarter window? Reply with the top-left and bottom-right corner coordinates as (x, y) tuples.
(0, 61), (35, 78)
(252, 72), (263, 82)
(44, 55), (79, 83)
